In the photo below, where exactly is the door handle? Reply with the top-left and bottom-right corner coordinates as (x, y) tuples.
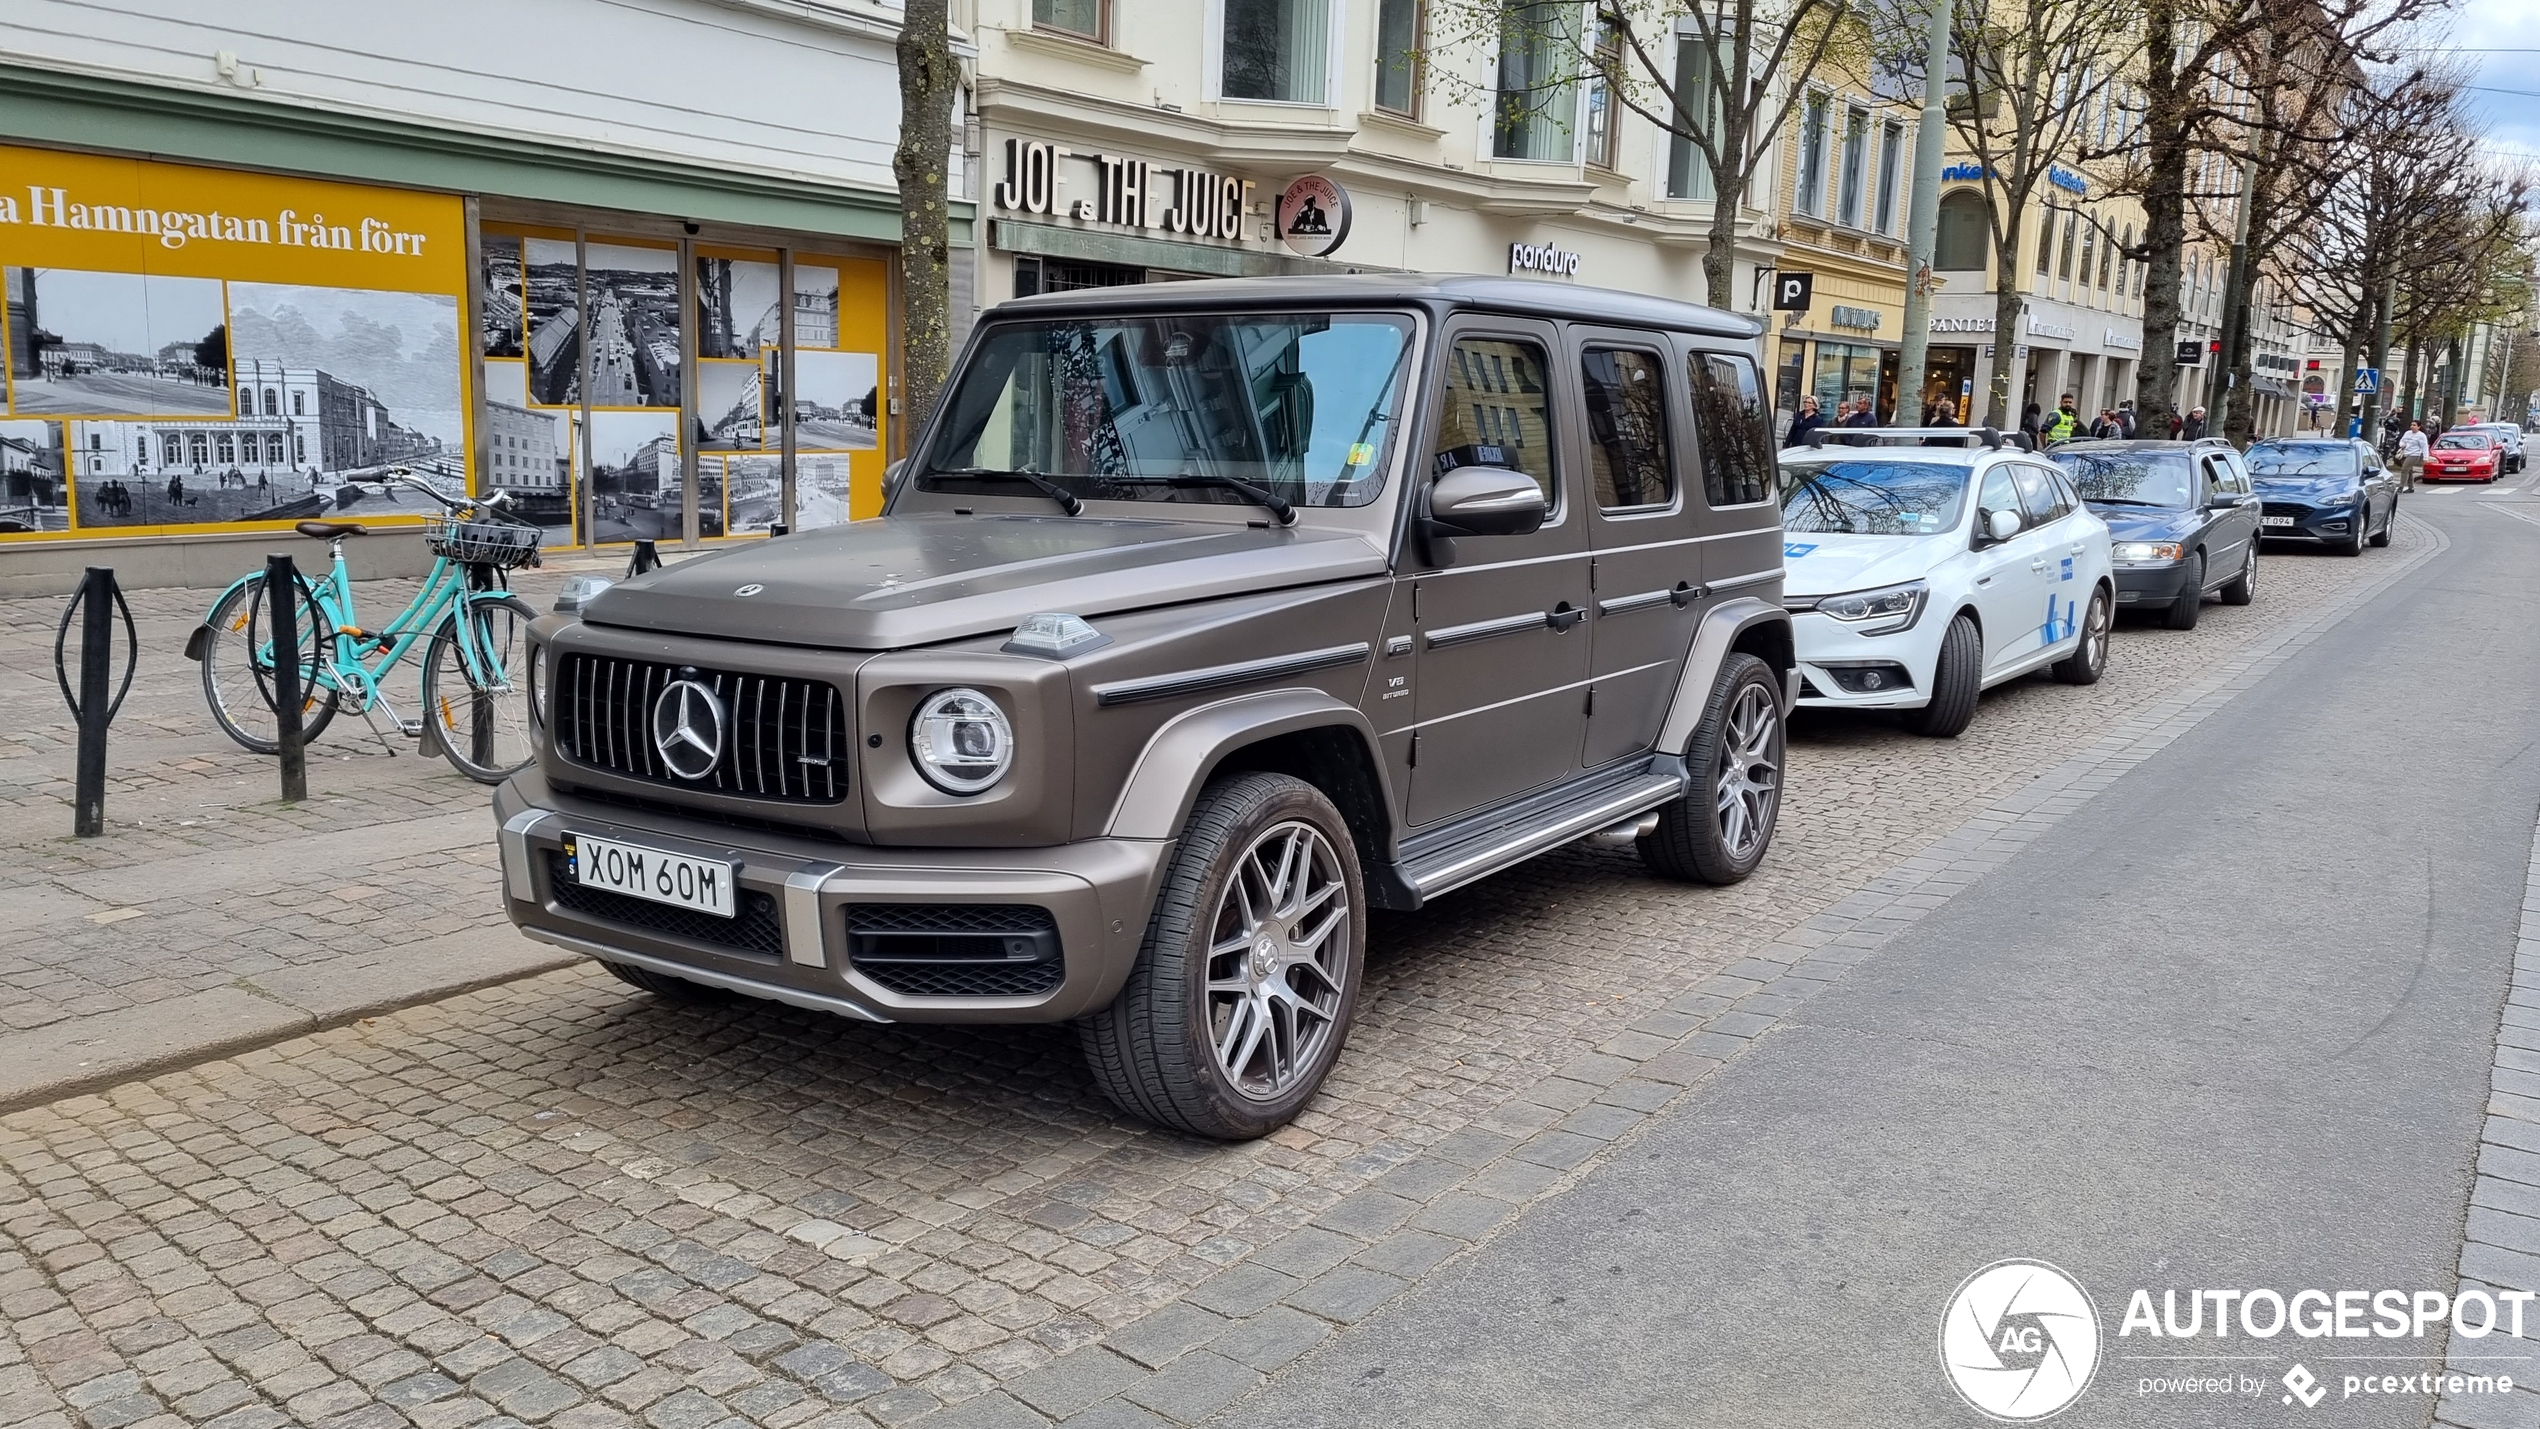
(2030, 560), (2050, 572)
(1669, 580), (1700, 608)
(1546, 601), (1586, 632)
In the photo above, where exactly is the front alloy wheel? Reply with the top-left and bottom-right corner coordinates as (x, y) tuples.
(1204, 821), (1351, 1102)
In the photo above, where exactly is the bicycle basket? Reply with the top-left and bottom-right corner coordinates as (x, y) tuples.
(429, 518), (543, 570)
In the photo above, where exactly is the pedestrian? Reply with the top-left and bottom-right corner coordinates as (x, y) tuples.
(165, 473), (183, 507)
(1840, 398), (1878, 444)
(2090, 409), (2121, 439)
(2044, 393), (2082, 444)
(2182, 406), (2207, 439)
(2396, 420), (2428, 492)
(2117, 400), (2137, 438)
(1924, 397), (1962, 446)
(2019, 401), (2043, 444)
(1783, 395), (1827, 449)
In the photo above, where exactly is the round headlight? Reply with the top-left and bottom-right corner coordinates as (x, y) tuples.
(909, 688), (1014, 795)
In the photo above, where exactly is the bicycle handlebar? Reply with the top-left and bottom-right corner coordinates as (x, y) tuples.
(382, 468), (537, 529)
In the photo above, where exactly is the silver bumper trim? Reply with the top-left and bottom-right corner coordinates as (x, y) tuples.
(784, 865), (841, 967)
(523, 925), (892, 1023)
(501, 809), (554, 903)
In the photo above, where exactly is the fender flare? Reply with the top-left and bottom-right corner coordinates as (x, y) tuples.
(182, 570), (277, 662)
(1105, 688), (1396, 842)
(1655, 597), (1795, 755)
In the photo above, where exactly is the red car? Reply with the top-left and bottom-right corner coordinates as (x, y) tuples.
(2427, 431), (2504, 482)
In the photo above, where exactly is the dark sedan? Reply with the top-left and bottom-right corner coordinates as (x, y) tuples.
(2245, 438), (2397, 555)
(2047, 440), (2261, 630)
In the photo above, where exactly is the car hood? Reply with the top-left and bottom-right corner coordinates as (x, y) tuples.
(2431, 447), (2496, 461)
(2251, 476), (2361, 502)
(583, 512), (1388, 651)
(2086, 504), (2198, 540)
(1781, 532), (1954, 598)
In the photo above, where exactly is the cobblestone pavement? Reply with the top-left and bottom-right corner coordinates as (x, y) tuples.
(0, 530), (2428, 1429)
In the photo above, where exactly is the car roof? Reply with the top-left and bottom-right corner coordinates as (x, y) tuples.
(1779, 443), (1999, 468)
(2050, 439), (2211, 452)
(993, 273), (1766, 339)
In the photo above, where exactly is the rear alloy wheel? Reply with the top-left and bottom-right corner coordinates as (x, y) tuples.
(2054, 587), (2111, 684)
(2162, 553), (2205, 629)
(2219, 542), (2257, 605)
(1899, 614), (1982, 738)
(1080, 773), (1365, 1140)
(1640, 653), (1784, 885)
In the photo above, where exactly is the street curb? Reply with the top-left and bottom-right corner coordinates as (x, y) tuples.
(0, 924), (576, 1114)
(924, 519), (2457, 1429)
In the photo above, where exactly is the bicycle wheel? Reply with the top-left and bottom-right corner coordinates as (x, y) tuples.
(200, 574), (341, 755)
(421, 593), (538, 783)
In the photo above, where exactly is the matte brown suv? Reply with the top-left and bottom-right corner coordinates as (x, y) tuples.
(495, 275), (1794, 1138)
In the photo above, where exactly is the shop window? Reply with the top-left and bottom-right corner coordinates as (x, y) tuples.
(1222, 0), (1333, 106)
(1492, 2), (1576, 160)
(1875, 121), (1904, 234)
(1935, 191), (1988, 271)
(1374, 0), (1423, 117)
(1584, 12), (1623, 171)
(1436, 337), (1558, 509)
(1811, 342), (1879, 419)
(1581, 347), (1674, 510)
(1689, 352), (1774, 507)
(1033, 0), (1106, 42)
(1836, 105), (1868, 227)
(1794, 92), (1830, 216)
(1664, 35), (1716, 200)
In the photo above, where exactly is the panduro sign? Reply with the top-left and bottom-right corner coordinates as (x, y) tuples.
(0, 144), (471, 539)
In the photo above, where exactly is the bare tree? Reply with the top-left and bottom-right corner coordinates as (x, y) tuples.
(894, 0), (959, 440)
(1429, 0), (1860, 307)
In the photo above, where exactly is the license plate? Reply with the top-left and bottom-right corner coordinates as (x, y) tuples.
(2262, 515), (2295, 527)
(566, 834), (735, 918)
(2443, 467), (2467, 475)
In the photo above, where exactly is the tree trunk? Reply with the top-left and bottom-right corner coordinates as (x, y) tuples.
(1986, 219), (2028, 430)
(2218, 187), (2274, 447)
(894, 0), (958, 444)
(1704, 102), (1751, 309)
(2132, 0), (2187, 436)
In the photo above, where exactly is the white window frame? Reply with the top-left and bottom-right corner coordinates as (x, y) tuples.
(1794, 88), (1831, 217)
(1835, 102), (1869, 228)
(1873, 118), (1904, 234)
(1203, 0), (1345, 108)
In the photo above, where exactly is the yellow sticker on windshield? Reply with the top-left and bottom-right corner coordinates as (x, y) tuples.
(1347, 443), (1376, 467)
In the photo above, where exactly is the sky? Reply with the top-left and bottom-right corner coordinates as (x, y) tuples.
(2444, 0), (2540, 171)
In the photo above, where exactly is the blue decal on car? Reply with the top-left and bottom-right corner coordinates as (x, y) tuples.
(1784, 542), (1818, 558)
(2061, 556), (2074, 581)
(2039, 594), (2077, 644)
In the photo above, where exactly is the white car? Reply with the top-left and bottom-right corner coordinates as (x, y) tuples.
(1779, 431), (2116, 737)
(2470, 422), (2526, 473)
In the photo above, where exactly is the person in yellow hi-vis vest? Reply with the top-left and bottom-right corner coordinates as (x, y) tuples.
(2044, 393), (2082, 445)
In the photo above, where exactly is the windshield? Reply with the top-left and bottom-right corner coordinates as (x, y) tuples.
(1780, 460), (1970, 534)
(2435, 433), (2493, 450)
(919, 312), (1415, 509)
(2246, 443), (2359, 478)
(2050, 450), (2194, 507)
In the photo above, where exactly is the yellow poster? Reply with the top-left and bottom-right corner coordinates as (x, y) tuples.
(0, 144), (471, 538)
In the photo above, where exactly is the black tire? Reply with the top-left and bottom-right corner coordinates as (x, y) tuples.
(199, 573), (342, 755)
(2162, 553), (2205, 628)
(2370, 500), (2394, 547)
(2219, 541), (2257, 605)
(421, 594), (539, 783)
(1899, 614), (1982, 738)
(602, 960), (732, 1003)
(1080, 773), (1366, 1140)
(1639, 653), (1784, 885)
(2340, 508), (2368, 555)
(2054, 586), (2112, 684)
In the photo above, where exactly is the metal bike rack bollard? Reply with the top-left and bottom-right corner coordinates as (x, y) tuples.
(53, 566), (138, 838)
(768, 523), (789, 538)
(628, 538), (661, 576)
(266, 552), (309, 804)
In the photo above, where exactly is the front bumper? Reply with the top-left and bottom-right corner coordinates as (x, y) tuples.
(2257, 504), (2360, 543)
(2112, 560), (2195, 606)
(495, 766), (1171, 1023)
(1789, 607), (1943, 711)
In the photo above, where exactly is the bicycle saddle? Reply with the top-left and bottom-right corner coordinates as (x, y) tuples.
(295, 521), (369, 540)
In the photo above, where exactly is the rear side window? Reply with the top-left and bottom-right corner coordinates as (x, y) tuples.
(2010, 464), (2065, 523)
(1580, 346), (1675, 511)
(1688, 352), (1774, 507)
(1435, 337), (1558, 508)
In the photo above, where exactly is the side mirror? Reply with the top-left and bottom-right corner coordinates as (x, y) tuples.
(1983, 508), (2022, 544)
(1428, 467), (1548, 537)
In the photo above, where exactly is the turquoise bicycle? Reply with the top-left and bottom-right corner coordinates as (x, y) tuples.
(188, 472), (543, 783)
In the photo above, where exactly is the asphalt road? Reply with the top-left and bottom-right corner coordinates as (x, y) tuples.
(1221, 494), (2540, 1429)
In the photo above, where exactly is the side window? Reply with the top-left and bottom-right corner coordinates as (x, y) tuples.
(1688, 351), (1775, 506)
(1580, 346), (1676, 511)
(2047, 467), (2084, 511)
(1978, 468), (2022, 532)
(1435, 336), (1558, 509)
(2009, 463), (2062, 524)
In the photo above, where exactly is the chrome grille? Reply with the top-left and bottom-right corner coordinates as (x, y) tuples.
(552, 653), (849, 803)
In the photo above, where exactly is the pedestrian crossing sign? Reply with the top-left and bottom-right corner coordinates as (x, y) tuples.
(2354, 368), (2380, 394)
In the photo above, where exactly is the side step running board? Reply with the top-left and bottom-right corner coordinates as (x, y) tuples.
(1399, 771), (1687, 901)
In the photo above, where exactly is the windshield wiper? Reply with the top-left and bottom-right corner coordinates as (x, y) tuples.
(1112, 473), (1297, 526)
(933, 466), (1082, 516)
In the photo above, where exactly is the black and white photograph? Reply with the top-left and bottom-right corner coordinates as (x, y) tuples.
(0, 418), (67, 533)
(64, 280), (465, 528)
(791, 264), (840, 348)
(482, 358), (575, 529)
(577, 241), (680, 410)
(712, 450), (851, 535)
(693, 359), (763, 451)
(771, 347), (879, 450)
(523, 237), (580, 406)
(585, 409), (690, 543)
(694, 254), (783, 360)
(4, 268), (233, 419)
(481, 233), (524, 359)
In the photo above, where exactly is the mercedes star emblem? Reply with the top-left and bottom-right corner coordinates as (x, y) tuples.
(650, 679), (727, 781)
(734, 583), (765, 597)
